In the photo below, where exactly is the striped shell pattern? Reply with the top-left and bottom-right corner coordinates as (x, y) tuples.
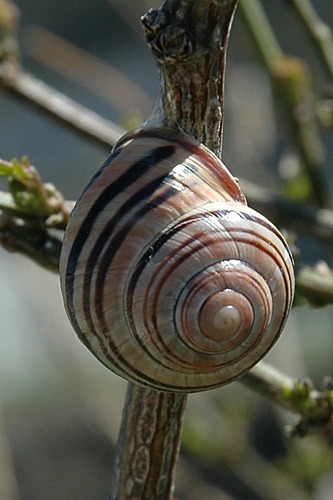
(60, 127), (295, 393)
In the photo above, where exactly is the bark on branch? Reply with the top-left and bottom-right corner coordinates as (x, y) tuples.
(110, 1), (238, 498)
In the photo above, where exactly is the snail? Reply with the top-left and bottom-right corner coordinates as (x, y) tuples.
(59, 126), (295, 393)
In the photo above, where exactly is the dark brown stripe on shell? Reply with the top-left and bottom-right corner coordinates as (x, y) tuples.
(64, 145), (176, 345)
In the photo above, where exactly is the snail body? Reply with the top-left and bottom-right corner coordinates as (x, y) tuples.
(60, 127), (294, 393)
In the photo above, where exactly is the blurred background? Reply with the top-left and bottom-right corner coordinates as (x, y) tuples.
(0, 0), (333, 498)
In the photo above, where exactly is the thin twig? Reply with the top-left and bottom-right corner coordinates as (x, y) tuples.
(0, 68), (124, 149)
(0, 0), (123, 149)
(242, 362), (333, 436)
(241, 178), (333, 245)
(23, 26), (154, 116)
(238, 0), (283, 71)
(0, 212), (62, 272)
(3, 200), (333, 306)
(243, 362), (315, 414)
(288, 0), (333, 79)
(295, 262), (333, 307)
(239, 0), (329, 208)
(3, 154), (333, 304)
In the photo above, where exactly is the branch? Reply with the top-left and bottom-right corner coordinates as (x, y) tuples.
(242, 363), (333, 437)
(239, 0), (329, 208)
(144, 0), (238, 155)
(242, 179), (333, 244)
(295, 262), (333, 307)
(110, 1), (238, 498)
(3, 152), (333, 306)
(288, 0), (333, 80)
(0, 212), (62, 272)
(110, 385), (187, 499)
(0, 1), (124, 150)
(1, 69), (124, 149)
(23, 26), (154, 117)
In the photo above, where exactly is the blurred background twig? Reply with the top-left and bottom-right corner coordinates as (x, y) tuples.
(239, 0), (330, 208)
(288, 0), (333, 79)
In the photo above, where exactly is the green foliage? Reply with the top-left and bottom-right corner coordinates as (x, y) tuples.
(0, 157), (65, 223)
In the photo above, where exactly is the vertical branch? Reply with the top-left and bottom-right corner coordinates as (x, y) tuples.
(143, 0), (238, 156)
(110, 385), (187, 499)
(111, 1), (238, 498)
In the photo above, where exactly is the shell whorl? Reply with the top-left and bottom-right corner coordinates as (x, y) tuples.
(60, 127), (294, 393)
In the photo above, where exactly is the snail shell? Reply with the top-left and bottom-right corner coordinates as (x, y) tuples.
(60, 127), (294, 393)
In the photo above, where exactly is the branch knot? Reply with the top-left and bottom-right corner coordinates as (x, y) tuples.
(142, 9), (193, 63)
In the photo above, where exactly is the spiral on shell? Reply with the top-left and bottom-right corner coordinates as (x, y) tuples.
(59, 127), (294, 393)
